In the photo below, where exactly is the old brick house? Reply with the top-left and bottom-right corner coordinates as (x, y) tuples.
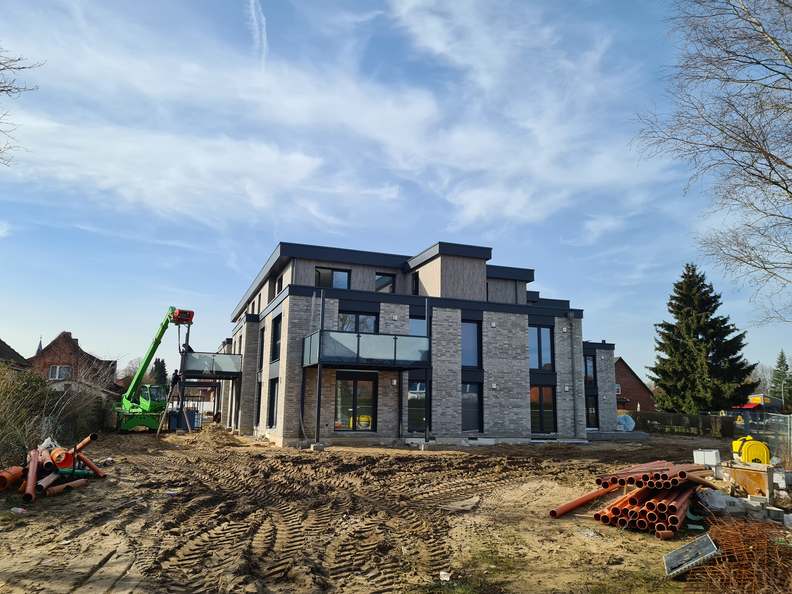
(614, 356), (656, 411)
(28, 332), (118, 392)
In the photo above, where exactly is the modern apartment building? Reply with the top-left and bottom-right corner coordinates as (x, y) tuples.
(221, 242), (617, 447)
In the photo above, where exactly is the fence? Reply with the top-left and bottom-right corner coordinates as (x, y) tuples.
(626, 411), (735, 438)
(724, 411), (792, 464)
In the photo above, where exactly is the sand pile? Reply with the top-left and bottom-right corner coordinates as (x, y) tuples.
(187, 422), (244, 449)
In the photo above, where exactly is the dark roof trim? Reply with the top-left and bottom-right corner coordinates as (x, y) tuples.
(406, 242), (491, 270)
(281, 284), (583, 319)
(232, 242), (411, 320)
(486, 264), (534, 283)
(583, 340), (615, 351)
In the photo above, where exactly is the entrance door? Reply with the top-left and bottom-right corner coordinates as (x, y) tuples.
(335, 372), (377, 432)
(530, 385), (557, 434)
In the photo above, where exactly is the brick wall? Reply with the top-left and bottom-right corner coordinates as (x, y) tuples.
(595, 348), (618, 431)
(28, 332), (116, 388)
(430, 308), (462, 436)
(482, 311), (531, 436)
(615, 358), (656, 411)
(553, 316), (586, 439)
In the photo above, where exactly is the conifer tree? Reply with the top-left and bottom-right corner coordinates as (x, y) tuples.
(649, 263), (757, 413)
(151, 358), (168, 387)
(769, 350), (790, 403)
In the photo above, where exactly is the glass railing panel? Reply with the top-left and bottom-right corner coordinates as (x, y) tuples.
(395, 336), (430, 365)
(183, 352), (242, 374)
(358, 334), (397, 363)
(321, 331), (359, 362)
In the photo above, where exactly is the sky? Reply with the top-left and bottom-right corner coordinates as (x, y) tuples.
(0, 0), (788, 378)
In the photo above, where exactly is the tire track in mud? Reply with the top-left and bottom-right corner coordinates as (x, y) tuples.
(93, 436), (548, 593)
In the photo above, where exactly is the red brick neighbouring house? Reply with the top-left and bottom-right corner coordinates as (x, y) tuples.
(28, 332), (118, 390)
(615, 356), (656, 412)
(0, 337), (29, 371)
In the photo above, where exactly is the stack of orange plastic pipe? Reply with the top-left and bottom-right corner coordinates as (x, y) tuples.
(0, 433), (106, 503)
(552, 460), (716, 540)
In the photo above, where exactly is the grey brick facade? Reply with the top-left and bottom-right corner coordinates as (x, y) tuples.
(224, 241), (618, 446)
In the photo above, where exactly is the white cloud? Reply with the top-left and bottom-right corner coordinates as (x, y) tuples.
(579, 214), (627, 245)
(0, 221), (10, 238)
(0, 0), (670, 233)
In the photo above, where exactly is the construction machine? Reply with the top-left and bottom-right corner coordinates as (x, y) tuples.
(116, 306), (194, 431)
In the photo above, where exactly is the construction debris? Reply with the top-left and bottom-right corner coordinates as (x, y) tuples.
(552, 460), (718, 539)
(0, 433), (106, 504)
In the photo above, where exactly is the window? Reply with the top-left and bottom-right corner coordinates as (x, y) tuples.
(375, 272), (396, 293)
(315, 267), (350, 289)
(409, 317), (427, 337)
(407, 380), (427, 433)
(276, 274), (283, 293)
(48, 365), (72, 380)
(270, 315), (282, 362)
(255, 382), (262, 426)
(461, 321), (481, 367)
(585, 354), (596, 384)
(258, 328), (266, 370)
(530, 385), (556, 433)
(586, 393), (599, 430)
(615, 383), (622, 395)
(257, 294), (261, 314)
(461, 383), (483, 432)
(338, 311), (378, 333)
(411, 272), (420, 295)
(334, 373), (377, 431)
(528, 326), (553, 370)
(267, 378), (279, 428)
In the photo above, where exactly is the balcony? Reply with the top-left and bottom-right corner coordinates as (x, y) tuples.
(182, 352), (243, 379)
(303, 330), (430, 368)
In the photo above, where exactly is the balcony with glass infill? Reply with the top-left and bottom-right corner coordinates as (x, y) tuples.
(302, 330), (430, 368)
(182, 352), (243, 379)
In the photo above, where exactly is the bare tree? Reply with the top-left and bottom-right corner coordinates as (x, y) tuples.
(0, 46), (36, 166)
(641, 0), (792, 321)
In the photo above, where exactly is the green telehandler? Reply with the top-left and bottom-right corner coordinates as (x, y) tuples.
(115, 306), (194, 431)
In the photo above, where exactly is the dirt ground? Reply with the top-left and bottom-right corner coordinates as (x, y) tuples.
(0, 429), (733, 593)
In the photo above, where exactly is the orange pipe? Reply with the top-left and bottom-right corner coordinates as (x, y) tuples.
(38, 449), (55, 473)
(684, 474), (718, 490)
(550, 483), (620, 518)
(668, 486), (696, 514)
(69, 433), (98, 454)
(35, 472), (60, 494)
(45, 478), (89, 496)
(627, 487), (651, 507)
(23, 450), (39, 503)
(77, 453), (106, 478)
(656, 530), (674, 540)
(636, 518), (648, 530)
(50, 447), (74, 469)
(0, 466), (24, 491)
(655, 522), (667, 532)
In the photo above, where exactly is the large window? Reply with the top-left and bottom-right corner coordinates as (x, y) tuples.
(407, 380), (427, 433)
(48, 365), (72, 380)
(461, 382), (483, 432)
(411, 272), (420, 295)
(270, 315), (282, 362)
(255, 382), (262, 426)
(334, 373), (377, 431)
(528, 326), (553, 370)
(409, 317), (427, 337)
(461, 321), (481, 367)
(530, 385), (556, 433)
(338, 311), (378, 333)
(315, 267), (350, 289)
(258, 328), (266, 370)
(585, 354), (596, 384)
(586, 393), (599, 430)
(267, 378), (279, 428)
(375, 273), (396, 293)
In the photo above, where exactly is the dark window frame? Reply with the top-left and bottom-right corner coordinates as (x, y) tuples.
(315, 266), (351, 289)
(461, 320), (482, 368)
(337, 311), (379, 334)
(461, 382), (484, 433)
(411, 272), (420, 295)
(334, 371), (378, 432)
(529, 325), (555, 371)
(375, 272), (396, 293)
(270, 314), (282, 362)
(258, 327), (266, 370)
(530, 385), (557, 433)
(585, 353), (597, 385)
(267, 378), (279, 429)
(254, 381), (262, 426)
(276, 274), (284, 294)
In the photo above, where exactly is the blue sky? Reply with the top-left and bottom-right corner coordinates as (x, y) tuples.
(0, 0), (788, 377)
